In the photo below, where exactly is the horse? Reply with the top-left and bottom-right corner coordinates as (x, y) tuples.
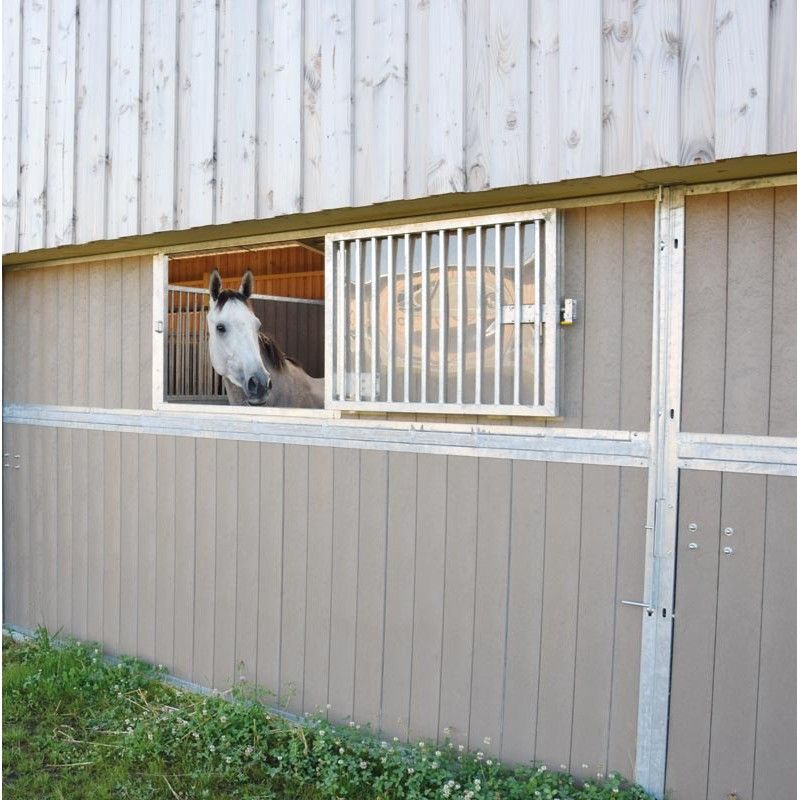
(206, 269), (324, 408)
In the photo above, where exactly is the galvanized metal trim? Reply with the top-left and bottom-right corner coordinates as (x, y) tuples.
(677, 432), (797, 475)
(3, 404), (651, 467)
(151, 254), (168, 407)
(167, 284), (325, 305)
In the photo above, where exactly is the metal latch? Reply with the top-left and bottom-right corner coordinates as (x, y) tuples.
(155, 320), (164, 334)
(620, 599), (655, 616)
(500, 304), (538, 325)
(560, 298), (577, 325)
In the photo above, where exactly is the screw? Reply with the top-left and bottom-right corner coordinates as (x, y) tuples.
(688, 542), (698, 550)
(723, 546), (734, 555)
(723, 527), (734, 536)
(688, 523), (698, 533)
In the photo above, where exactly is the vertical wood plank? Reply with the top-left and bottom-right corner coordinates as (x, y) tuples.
(328, 447), (359, 721)
(2, 1), (21, 252)
(469, 458), (511, 754)
(408, 454), (447, 741)
(665, 470), (722, 800)
(679, 0), (715, 164)
(353, 450), (389, 730)
(768, 0), (796, 154)
(139, 256), (153, 408)
(559, 0), (602, 178)
(570, 465), (620, 778)
(106, 0), (142, 239)
(28, 425), (44, 627)
(215, 0), (256, 225)
(213, 438), (238, 689)
(405, 0), (430, 197)
(40, 424), (59, 631)
(46, 0), (78, 247)
(280, 444), (308, 711)
(438, 456), (479, 747)
(173, 436), (196, 680)
(175, 0), (216, 228)
(681, 193), (728, 434)
(86, 430), (105, 642)
(606, 467), (647, 775)
(3, 275), (15, 404)
(582, 204), (623, 429)
(535, 462), (582, 768)
(530, 0), (560, 184)
(602, 0), (633, 174)
(465, 0), (489, 192)
(140, 0), (177, 233)
(74, 0), (109, 244)
(3, 425), (15, 623)
(234, 440), (260, 684)
(256, 442), (283, 697)
(118, 431), (139, 656)
(706, 473), (767, 799)
(768, 186), (796, 436)
(630, 0), (680, 169)
(56, 266), (74, 404)
(487, 0), (528, 188)
(723, 189), (773, 434)
(426, 0), (465, 195)
(267, 0), (303, 215)
(26, 270), (42, 405)
(72, 264), (89, 405)
(501, 460), (547, 763)
(304, 446), (334, 714)
(715, 1), (769, 158)
(56, 427), (73, 634)
(192, 437), (215, 687)
(104, 259), (122, 407)
(137, 433), (158, 663)
(102, 431), (121, 654)
(752, 476), (796, 799)
(87, 262), (106, 407)
(301, 0), (322, 211)
(353, 0), (405, 206)
(620, 201), (654, 430)
(16, 426), (31, 627)
(40, 267), (59, 405)
(381, 451), (417, 739)
(319, 0), (353, 209)
(121, 258), (141, 407)
(70, 427), (88, 640)
(155, 435), (176, 669)
(17, 0), (49, 251)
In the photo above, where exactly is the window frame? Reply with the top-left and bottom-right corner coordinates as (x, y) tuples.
(324, 207), (563, 417)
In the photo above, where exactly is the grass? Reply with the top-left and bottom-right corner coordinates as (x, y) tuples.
(3, 629), (653, 800)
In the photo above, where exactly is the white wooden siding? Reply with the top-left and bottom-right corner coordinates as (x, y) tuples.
(3, 0), (797, 254)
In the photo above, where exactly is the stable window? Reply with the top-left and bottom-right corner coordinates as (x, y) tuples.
(326, 209), (562, 415)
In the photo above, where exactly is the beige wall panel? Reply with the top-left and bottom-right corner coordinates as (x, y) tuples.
(173, 436), (196, 681)
(70, 427), (88, 640)
(119, 432), (139, 657)
(137, 434), (158, 663)
(3, 425), (16, 623)
(56, 427), (73, 635)
(102, 432), (121, 654)
(155, 435), (176, 669)
(104, 260), (123, 407)
(28, 424), (44, 628)
(56, 267), (75, 405)
(86, 430), (105, 643)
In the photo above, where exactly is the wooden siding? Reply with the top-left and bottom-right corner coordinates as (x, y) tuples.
(666, 470), (796, 800)
(2, 424), (648, 781)
(3, 1), (796, 255)
(682, 186), (796, 437)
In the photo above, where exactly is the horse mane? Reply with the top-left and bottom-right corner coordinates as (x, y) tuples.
(259, 332), (301, 372)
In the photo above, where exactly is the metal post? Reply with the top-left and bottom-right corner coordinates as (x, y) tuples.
(421, 231), (428, 403)
(371, 237), (378, 401)
(456, 227), (464, 405)
(387, 235), (395, 403)
(475, 225), (483, 404)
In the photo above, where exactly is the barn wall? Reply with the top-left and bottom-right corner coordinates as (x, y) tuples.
(2, 200), (654, 429)
(682, 185), (796, 437)
(3, 0), (796, 255)
(2, 421), (647, 781)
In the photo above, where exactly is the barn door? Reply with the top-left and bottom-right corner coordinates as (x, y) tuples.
(665, 470), (796, 800)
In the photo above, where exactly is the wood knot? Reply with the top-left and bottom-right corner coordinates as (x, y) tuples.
(505, 111), (518, 130)
(566, 130), (580, 148)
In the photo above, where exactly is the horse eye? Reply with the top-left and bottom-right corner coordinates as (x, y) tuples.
(216, 323), (226, 334)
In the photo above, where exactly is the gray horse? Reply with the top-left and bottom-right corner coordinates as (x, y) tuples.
(206, 269), (324, 408)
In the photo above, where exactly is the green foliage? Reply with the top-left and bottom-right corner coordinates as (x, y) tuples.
(3, 629), (654, 800)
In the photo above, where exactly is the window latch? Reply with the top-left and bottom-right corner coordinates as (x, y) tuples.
(560, 298), (577, 325)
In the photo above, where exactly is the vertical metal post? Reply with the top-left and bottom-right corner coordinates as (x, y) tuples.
(404, 233), (411, 403)
(513, 222), (521, 405)
(635, 186), (685, 799)
(475, 225), (483, 405)
(355, 239), (363, 401)
(336, 242), (346, 401)
(494, 224), (502, 405)
(456, 227), (464, 405)
(421, 231), (428, 403)
(371, 237), (378, 401)
(438, 231), (446, 404)
(387, 235), (395, 403)
(533, 221), (541, 407)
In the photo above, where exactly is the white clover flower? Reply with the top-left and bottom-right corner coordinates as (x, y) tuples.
(560, 764), (567, 770)
(147, 732), (153, 741)
(442, 788), (451, 798)
(220, 716), (227, 724)
(434, 750), (441, 757)
(418, 741), (425, 748)
(326, 703), (332, 709)
(319, 729), (325, 737)
(359, 761), (367, 769)
(339, 748), (345, 755)
(476, 751), (484, 761)
(192, 732), (200, 739)
(381, 757), (387, 764)
(392, 736), (399, 742)
(381, 741), (388, 748)
(338, 759), (344, 765)
(458, 744), (464, 752)
(209, 744), (216, 752)
(348, 720), (355, 727)
(244, 746), (253, 756)
(596, 772), (604, 778)
(486, 759), (493, 766)
(538, 764), (547, 772)
(225, 756), (232, 764)
(276, 755), (283, 761)
(431, 761), (439, 769)
(356, 724), (361, 730)
(407, 767), (414, 775)
(581, 763), (589, 769)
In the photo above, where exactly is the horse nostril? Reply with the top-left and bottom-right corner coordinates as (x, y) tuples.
(247, 377), (257, 394)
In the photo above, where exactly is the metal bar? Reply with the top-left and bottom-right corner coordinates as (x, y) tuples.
(456, 227), (464, 404)
(404, 233), (411, 403)
(513, 222), (521, 405)
(421, 231), (428, 403)
(183, 290), (190, 396)
(371, 237), (378, 401)
(438, 230), (446, 403)
(494, 224), (502, 405)
(165, 283), (324, 305)
(475, 226), (483, 405)
(176, 289), (183, 395)
(355, 239), (362, 401)
(387, 235), (394, 403)
(336, 242), (346, 401)
(533, 220), (541, 407)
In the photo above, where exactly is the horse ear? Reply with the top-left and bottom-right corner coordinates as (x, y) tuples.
(209, 269), (222, 301)
(239, 270), (254, 299)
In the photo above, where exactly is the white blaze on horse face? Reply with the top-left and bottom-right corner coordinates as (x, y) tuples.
(207, 298), (271, 401)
